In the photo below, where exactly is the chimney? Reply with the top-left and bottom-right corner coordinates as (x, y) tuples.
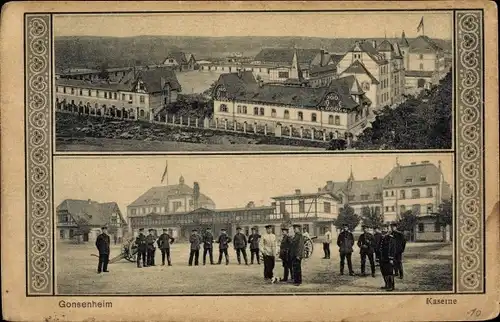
(320, 49), (325, 66)
(318, 187), (322, 192)
(326, 180), (334, 191)
(295, 189), (301, 195)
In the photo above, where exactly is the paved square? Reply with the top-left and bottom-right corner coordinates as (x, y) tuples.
(56, 242), (452, 295)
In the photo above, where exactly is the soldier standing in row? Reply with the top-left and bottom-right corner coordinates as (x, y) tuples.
(135, 228), (147, 268)
(379, 223), (397, 291)
(248, 227), (261, 265)
(95, 226), (110, 274)
(357, 225), (376, 277)
(202, 227), (215, 265)
(390, 222), (407, 279)
(322, 228), (332, 259)
(146, 229), (156, 266)
(216, 228), (231, 265)
(157, 228), (174, 266)
(290, 224), (304, 286)
(233, 226), (249, 265)
(373, 226), (383, 266)
(260, 224), (277, 281)
(279, 225), (292, 282)
(188, 228), (201, 266)
(337, 223), (355, 276)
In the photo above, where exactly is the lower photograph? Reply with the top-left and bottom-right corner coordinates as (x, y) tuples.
(54, 154), (454, 295)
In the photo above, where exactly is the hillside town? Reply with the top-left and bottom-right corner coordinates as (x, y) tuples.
(55, 29), (452, 150)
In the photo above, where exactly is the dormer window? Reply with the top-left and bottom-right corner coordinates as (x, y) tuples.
(405, 177), (413, 184)
(420, 176), (427, 182)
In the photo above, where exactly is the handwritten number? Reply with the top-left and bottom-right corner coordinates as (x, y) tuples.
(467, 308), (481, 317)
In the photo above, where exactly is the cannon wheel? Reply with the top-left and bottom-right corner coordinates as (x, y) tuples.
(303, 236), (314, 259)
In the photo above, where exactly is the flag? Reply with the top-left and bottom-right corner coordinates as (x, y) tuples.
(161, 160), (168, 184)
(417, 17), (424, 33)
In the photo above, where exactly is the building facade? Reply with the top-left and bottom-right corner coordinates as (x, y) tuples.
(55, 66), (181, 121)
(163, 52), (197, 71)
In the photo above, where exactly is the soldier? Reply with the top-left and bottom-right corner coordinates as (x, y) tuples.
(260, 224), (277, 280)
(390, 222), (407, 279)
(336, 223), (355, 276)
(135, 228), (147, 268)
(188, 228), (201, 266)
(279, 225), (292, 282)
(157, 228), (175, 266)
(248, 227), (261, 265)
(233, 226), (249, 265)
(202, 227), (215, 265)
(357, 225), (376, 277)
(146, 229), (157, 266)
(373, 226), (383, 266)
(216, 228), (231, 265)
(378, 223), (397, 291)
(95, 226), (110, 274)
(322, 228), (332, 259)
(290, 224), (305, 286)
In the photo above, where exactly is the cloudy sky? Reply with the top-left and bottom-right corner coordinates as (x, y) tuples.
(54, 154), (453, 218)
(54, 11), (452, 39)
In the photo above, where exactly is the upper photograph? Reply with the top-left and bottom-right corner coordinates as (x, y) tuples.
(53, 11), (453, 152)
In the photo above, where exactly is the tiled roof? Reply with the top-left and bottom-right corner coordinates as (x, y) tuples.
(55, 78), (131, 91)
(135, 67), (182, 92)
(213, 71), (258, 98)
(347, 41), (388, 65)
(341, 60), (380, 84)
(271, 192), (340, 201)
(254, 48), (321, 65)
(405, 70), (434, 78)
(57, 199), (124, 227)
(128, 183), (215, 208)
(322, 178), (384, 204)
(377, 40), (394, 52)
(382, 162), (444, 188)
(399, 31), (410, 47)
(166, 51), (188, 64)
(408, 35), (443, 54)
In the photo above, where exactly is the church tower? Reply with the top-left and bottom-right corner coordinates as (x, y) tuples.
(289, 48), (304, 81)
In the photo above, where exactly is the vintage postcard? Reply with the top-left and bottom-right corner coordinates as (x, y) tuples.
(1, 1), (499, 321)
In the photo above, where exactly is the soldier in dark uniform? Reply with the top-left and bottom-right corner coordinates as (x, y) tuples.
(248, 227), (261, 265)
(373, 226), (383, 266)
(290, 224), (305, 286)
(378, 224), (397, 291)
(95, 226), (110, 273)
(336, 223), (355, 276)
(188, 228), (201, 266)
(146, 229), (157, 266)
(390, 222), (407, 279)
(233, 227), (249, 265)
(357, 225), (376, 277)
(216, 228), (231, 265)
(135, 228), (147, 268)
(157, 228), (175, 266)
(202, 227), (215, 265)
(279, 225), (292, 282)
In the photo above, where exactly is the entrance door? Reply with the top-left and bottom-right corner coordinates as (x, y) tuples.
(275, 123), (282, 137)
(83, 233), (89, 242)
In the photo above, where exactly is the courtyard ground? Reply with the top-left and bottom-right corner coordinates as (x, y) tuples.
(176, 70), (221, 94)
(56, 242), (452, 295)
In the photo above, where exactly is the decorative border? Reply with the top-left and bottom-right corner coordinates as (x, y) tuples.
(455, 10), (484, 293)
(25, 14), (53, 295)
(24, 10), (484, 295)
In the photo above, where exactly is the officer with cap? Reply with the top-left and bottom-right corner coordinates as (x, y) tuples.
(146, 229), (157, 266)
(279, 224), (292, 282)
(260, 224), (277, 280)
(188, 228), (202, 266)
(202, 227), (215, 265)
(135, 228), (147, 268)
(337, 223), (355, 276)
(378, 223), (397, 291)
(390, 222), (406, 279)
(95, 226), (110, 273)
(373, 226), (383, 265)
(233, 226), (249, 265)
(357, 225), (376, 277)
(248, 226), (261, 265)
(290, 224), (305, 286)
(216, 228), (232, 265)
(157, 228), (175, 266)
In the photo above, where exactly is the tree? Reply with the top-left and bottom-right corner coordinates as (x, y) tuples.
(335, 205), (361, 231)
(360, 206), (384, 228)
(397, 210), (418, 241)
(245, 201), (255, 208)
(72, 217), (92, 244)
(436, 197), (453, 241)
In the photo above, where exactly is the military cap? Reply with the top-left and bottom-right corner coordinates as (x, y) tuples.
(373, 226), (380, 230)
(192, 228), (198, 232)
(139, 228), (144, 231)
(163, 228), (168, 231)
(342, 223), (349, 227)
(101, 226), (108, 230)
(281, 224), (289, 231)
(381, 223), (389, 228)
(148, 228), (154, 232)
(236, 226), (242, 230)
(292, 224), (302, 228)
(361, 224), (369, 229)
(221, 228), (227, 231)
(265, 224), (273, 229)
(389, 221), (398, 227)
(251, 226), (258, 230)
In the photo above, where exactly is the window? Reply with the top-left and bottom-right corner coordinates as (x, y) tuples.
(122, 94), (125, 100)
(259, 107), (265, 116)
(400, 205), (406, 213)
(113, 93), (117, 100)
(254, 107), (259, 115)
(420, 176), (427, 182)
(78, 89), (82, 95)
(104, 92), (108, 99)
(361, 194), (369, 201)
(87, 90), (91, 96)
(140, 96), (145, 103)
(347, 195), (355, 202)
(427, 188), (433, 197)
(419, 63), (424, 70)
(391, 206), (395, 212)
(405, 177), (413, 184)
(418, 223), (425, 233)
(63, 87), (67, 93)
(434, 223), (441, 232)
(242, 106), (247, 114)
(419, 54), (424, 59)
(284, 110), (290, 119)
(427, 204), (434, 213)
(271, 109), (277, 118)
(237, 105), (241, 113)
(172, 201), (182, 211)
(311, 113), (317, 122)
(324, 202), (331, 213)
(385, 206), (389, 212)
(278, 71), (289, 79)
(299, 200), (305, 213)
(411, 189), (421, 199)
(400, 190), (406, 199)
(140, 109), (145, 117)
(375, 206), (381, 213)
(391, 191), (394, 196)
(219, 104), (228, 112)
(130, 208), (137, 215)
(385, 191), (389, 197)
(328, 115), (334, 124)
(60, 230), (64, 239)
(335, 115), (340, 125)
(129, 94), (133, 101)
(298, 111), (303, 121)
(279, 202), (286, 214)
(412, 204), (421, 215)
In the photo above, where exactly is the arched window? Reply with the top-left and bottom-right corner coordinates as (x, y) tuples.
(140, 109), (145, 117)
(242, 106), (247, 114)
(219, 104), (228, 112)
(259, 107), (265, 116)
(284, 110), (290, 119)
(254, 107), (259, 115)
(311, 113), (317, 122)
(298, 111), (303, 121)
(334, 115), (340, 125)
(328, 115), (334, 124)
(237, 105), (242, 113)
(271, 109), (277, 118)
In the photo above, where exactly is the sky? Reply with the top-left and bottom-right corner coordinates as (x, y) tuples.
(54, 11), (452, 40)
(54, 154), (454, 219)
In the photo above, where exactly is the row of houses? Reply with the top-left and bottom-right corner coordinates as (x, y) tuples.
(57, 160), (452, 243)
